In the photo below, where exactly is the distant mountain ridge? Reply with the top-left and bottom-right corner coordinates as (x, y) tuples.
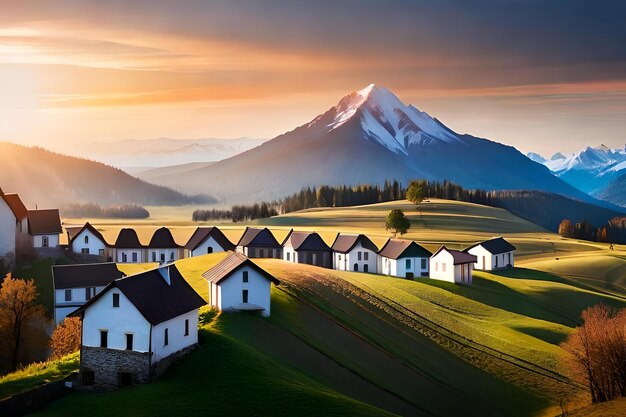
(0, 142), (215, 207)
(58, 137), (267, 168)
(145, 84), (617, 207)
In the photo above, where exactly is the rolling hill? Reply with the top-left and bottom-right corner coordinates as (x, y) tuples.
(0, 142), (215, 207)
(144, 84), (610, 206)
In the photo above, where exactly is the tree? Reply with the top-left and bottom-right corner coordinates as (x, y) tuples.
(558, 219), (574, 238)
(50, 316), (82, 359)
(385, 209), (411, 237)
(406, 181), (425, 205)
(561, 304), (626, 404)
(0, 274), (47, 371)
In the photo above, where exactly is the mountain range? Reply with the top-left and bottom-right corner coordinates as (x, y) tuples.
(528, 145), (626, 206)
(57, 137), (266, 169)
(0, 142), (214, 208)
(142, 84), (614, 205)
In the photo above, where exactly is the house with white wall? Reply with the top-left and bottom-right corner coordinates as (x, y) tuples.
(331, 234), (378, 273)
(202, 252), (280, 317)
(185, 227), (235, 258)
(52, 262), (125, 324)
(282, 230), (333, 268)
(148, 227), (184, 263)
(28, 209), (62, 252)
(0, 189), (17, 267)
(114, 228), (145, 263)
(465, 237), (516, 271)
(429, 246), (477, 284)
(70, 264), (206, 389)
(235, 227), (282, 259)
(378, 238), (432, 279)
(69, 222), (111, 260)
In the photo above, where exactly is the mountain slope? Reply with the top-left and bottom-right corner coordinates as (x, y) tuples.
(596, 172), (626, 206)
(153, 85), (611, 205)
(0, 142), (214, 207)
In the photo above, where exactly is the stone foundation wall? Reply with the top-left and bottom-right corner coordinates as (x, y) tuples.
(81, 346), (151, 390)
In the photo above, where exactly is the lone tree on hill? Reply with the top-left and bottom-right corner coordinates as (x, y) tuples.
(386, 209), (411, 237)
(0, 274), (47, 371)
(406, 180), (425, 206)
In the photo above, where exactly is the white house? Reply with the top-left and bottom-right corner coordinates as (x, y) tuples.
(148, 227), (184, 263)
(235, 227), (282, 259)
(27, 209), (62, 251)
(202, 252), (280, 317)
(331, 234), (378, 273)
(68, 222), (111, 259)
(52, 263), (125, 324)
(429, 246), (477, 284)
(281, 230), (333, 268)
(465, 237), (516, 271)
(71, 264), (206, 389)
(114, 228), (145, 263)
(378, 238), (432, 279)
(185, 227), (235, 257)
(0, 189), (17, 267)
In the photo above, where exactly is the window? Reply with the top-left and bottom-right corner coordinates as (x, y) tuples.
(184, 319), (189, 336)
(100, 330), (108, 348)
(286, 252), (290, 261)
(122, 253), (127, 263)
(84, 235), (89, 244)
(132, 252), (138, 262)
(164, 328), (169, 346)
(82, 370), (95, 386)
(112, 293), (120, 307)
(81, 248), (89, 254)
(207, 246), (213, 254)
(364, 252), (369, 261)
(435, 262), (439, 271)
(152, 252), (157, 262)
(495, 256), (499, 268)
(170, 252), (175, 261)
(64, 289), (72, 301)
(98, 249), (104, 256)
(259, 249), (265, 258)
(126, 333), (133, 350)
(85, 287), (95, 300)
(406, 259), (411, 269)
(421, 259), (427, 269)
(42, 236), (49, 247)
(242, 289), (249, 303)
(357, 251), (362, 261)
(243, 271), (249, 283)
(118, 372), (132, 387)
(442, 263), (446, 272)
(160, 253), (165, 262)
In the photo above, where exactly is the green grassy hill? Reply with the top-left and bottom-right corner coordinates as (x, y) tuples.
(8, 199), (626, 416)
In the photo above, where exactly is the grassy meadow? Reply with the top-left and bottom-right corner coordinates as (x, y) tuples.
(4, 198), (626, 416)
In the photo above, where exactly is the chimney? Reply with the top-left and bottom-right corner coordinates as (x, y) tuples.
(158, 265), (171, 285)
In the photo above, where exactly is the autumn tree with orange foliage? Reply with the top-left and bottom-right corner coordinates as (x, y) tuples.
(50, 316), (82, 359)
(561, 304), (626, 404)
(0, 274), (48, 371)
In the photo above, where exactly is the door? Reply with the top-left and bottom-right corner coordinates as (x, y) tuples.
(364, 264), (369, 273)
(354, 263), (359, 272)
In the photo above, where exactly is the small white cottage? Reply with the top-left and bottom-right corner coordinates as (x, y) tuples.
(465, 237), (516, 271)
(235, 227), (282, 259)
(331, 234), (378, 273)
(148, 227), (184, 263)
(429, 246), (477, 284)
(202, 252), (280, 317)
(71, 264), (206, 389)
(28, 209), (62, 251)
(114, 228), (145, 263)
(185, 227), (235, 258)
(68, 222), (110, 259)
(281, 230), (333, 268)
(0, 189), (17, 267)
(52, 262), (125, 324)
(378, 238), (432, 279)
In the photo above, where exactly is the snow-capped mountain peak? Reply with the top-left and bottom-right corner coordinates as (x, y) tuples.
(326, 84), (461, 155)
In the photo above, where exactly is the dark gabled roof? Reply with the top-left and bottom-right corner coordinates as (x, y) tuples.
(282, 230), (331, 252)
(53, 262), (124, 290)
(1, 193), (28, 220)
(202, 252), (280, 285)
(185, 227), (235, 251)
(378, 239), (432, 259)
(69, 222), (109, 246)
(237, 227), (280, 248)
(71, 264), (206, 325)
(465, 237), (516, 255)
(149, 227), (180, 248)
(115, 228), (143, 248)
(431, 246), (477, 265)
(28, 209), (62, 235)
(331, 234), (378, 253)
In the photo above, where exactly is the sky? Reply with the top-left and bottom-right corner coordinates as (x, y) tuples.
(1, 0), (626, 157)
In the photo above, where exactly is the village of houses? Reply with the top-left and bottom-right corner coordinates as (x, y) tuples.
(0, 188), (516, 390)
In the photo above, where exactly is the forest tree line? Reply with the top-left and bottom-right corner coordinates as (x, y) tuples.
(60, 202), (150, 219)
(558, 217), (626, 244)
